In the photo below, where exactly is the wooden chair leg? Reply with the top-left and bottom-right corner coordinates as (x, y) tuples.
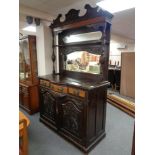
(19, 119), (28, 155)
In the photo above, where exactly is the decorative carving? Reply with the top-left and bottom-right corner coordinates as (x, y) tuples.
(60, 45), (103, 55)
(61, 98), (83, 136)
(52, 14), (62, 26)
(42, 91), (56, 121)
(65, 9), (80, 23)
(50, 4), (113, 28)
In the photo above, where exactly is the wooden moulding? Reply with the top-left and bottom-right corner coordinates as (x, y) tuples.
(50, 4), (113, 30)
(107, 94), (135, 118)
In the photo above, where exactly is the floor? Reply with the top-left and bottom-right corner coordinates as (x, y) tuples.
(21, 103), (134, 155)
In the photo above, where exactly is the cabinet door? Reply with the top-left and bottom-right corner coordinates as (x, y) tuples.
(40, 87), (57, 124)
(59, 97), (84, 139)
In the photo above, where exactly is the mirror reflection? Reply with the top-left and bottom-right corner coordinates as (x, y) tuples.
(63, 31), (102, 43)
(19, 39), (31, 80)
(66, 51), (100, 74)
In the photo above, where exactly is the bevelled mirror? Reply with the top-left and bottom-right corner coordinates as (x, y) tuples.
(59, 27), (104, 75)
(63, 31), (102, 44)
(66, 51), (100, 74)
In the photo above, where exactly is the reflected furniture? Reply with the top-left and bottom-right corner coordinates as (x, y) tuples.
(19, 35), (39, 114)
(39, 4), (113, 153)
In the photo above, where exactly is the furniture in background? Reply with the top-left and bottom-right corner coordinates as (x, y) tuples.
(120, 52), (135, 98)
(115, 69), (121, 90)
(39, 4), (113, 153)
(108, 68), (121, 91)
(19, 35), (39, 114)
(19, 111), (30, 155)
(108, 69), (115, 89)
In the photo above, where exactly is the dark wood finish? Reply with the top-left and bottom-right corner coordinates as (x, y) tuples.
(39, 75), (109, 152)
(50, 4), (113, 29)
(19, 35), (39, 114)
(40, 4), (113, 153)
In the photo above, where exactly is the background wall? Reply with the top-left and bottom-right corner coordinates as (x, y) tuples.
(110, 34), (135, 66)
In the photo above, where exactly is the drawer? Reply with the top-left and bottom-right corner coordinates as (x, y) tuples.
(40, 79), (50, 87)
(68, 87), (86, 98)
(51, 84), (68, 93)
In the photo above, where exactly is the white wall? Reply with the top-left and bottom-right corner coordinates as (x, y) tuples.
(36, 22), (53, 76)
(109, 34), (135, 66)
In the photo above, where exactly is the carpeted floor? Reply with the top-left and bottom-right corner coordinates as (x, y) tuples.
(20, 103), (134, 155)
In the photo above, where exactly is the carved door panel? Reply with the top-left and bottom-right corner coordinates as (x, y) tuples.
(60, 97), (84, 139)
(40, 87), (56, 124)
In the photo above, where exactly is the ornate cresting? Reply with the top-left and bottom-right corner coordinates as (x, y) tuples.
(50, 4), (113, 28)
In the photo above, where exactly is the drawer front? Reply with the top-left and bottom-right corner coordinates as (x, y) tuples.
(21, 86), (30, 108)
(22, 86), (29, 96)
(68, 87), (86, 98)
(51, 84), (68, 93)
(40, 79), (50, 87)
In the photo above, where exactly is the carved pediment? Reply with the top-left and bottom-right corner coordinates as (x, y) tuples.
(50, 4), (113, 28)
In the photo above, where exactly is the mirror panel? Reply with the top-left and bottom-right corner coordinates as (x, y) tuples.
(66, 51), (100, 74)
(19, 39), (31, 81)
(63, 31), (102, 44)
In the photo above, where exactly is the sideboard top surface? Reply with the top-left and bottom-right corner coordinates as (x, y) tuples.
(39, 74), (109, 90)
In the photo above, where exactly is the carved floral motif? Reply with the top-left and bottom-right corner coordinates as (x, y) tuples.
(62, 99), (83, 136)
(43, 91), (56, 121)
